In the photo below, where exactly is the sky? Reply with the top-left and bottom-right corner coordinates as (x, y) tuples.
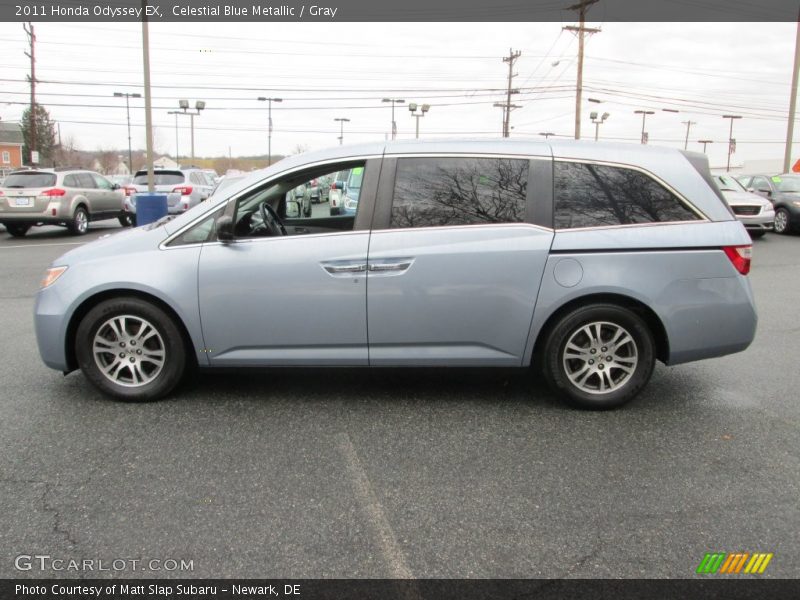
(0, 20), (796, 170)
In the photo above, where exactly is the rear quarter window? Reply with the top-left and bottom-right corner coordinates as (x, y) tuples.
(553, 161), (701, 229)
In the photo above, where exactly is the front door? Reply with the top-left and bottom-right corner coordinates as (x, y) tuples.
(197, 159), (378, 366)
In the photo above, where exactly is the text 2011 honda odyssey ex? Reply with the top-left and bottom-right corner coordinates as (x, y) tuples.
(34, 140), (757, 409)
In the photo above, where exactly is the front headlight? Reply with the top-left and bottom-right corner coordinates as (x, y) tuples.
(792, 200), (800, 208)
(41, 266), (68, 289)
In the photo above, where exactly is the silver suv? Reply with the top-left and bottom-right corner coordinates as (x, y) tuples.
(0, 168), (126, 237)
(124, 168), (214, 222)
(34, 140), (757, 409)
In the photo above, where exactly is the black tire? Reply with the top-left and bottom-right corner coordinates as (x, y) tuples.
(118, 214), (134, 227)
(6, 224), (30, 238)
(773, 208), (792, 234)
(542, 304), (656, 410)
(749, 229), (766, 239)
(68, 206), (89, 236)
(75, 297), (187, 402)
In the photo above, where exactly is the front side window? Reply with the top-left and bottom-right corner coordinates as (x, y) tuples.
(232, 163), (365, 238)
(554, 161), (700, 229)
(390, 157), (528, 229)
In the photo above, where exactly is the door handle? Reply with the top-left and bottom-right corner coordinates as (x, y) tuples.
(323, 263), (367, 274)
(368, 262), (412, 272)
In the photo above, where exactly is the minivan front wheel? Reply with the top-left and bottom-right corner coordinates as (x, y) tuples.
(543, 304), (655, 410)
(75, 297), (187, 401)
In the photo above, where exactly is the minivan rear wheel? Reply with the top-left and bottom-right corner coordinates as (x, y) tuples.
(542, 304), (656, 410)
(75, 297), (187, 401)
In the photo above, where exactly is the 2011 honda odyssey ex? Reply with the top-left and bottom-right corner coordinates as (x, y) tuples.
(34, 140), (757, 409)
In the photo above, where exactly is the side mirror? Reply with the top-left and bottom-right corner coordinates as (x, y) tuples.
(216, 215), (234, 242)
(111, 183), (120, 190)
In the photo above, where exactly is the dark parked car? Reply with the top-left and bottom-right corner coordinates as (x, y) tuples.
(737, 173), (800, 234)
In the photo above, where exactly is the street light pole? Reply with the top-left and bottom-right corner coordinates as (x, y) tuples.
(178, 99), (205, 166)
(539, 132), (556, 138)
(408, 103), (430, 139)
(382, 98), (405, 139)
(334, 117), (350, 145)
(681, 120), (697, 150)
(590, 111), (609, 141)
(257, 96), (283, 166)
(634, 110), (655, 144)
(113, 92), (141, 174)
(167, 110), (181, 165)
(723, 115), (742, 172)
(698, 139), (713, 154)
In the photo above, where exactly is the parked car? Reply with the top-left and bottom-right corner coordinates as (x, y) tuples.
(713, 174), (774, 237)
(34, 140), (756, 410)
(1, 168), (127, 237)
(328, 169), (350, 216)
(202, 169), (220, 186)
(124, 168), (214, 222)
(737, 173), (800, 234)
(341, 166), (364, 216)
(209, 175), (245, 200)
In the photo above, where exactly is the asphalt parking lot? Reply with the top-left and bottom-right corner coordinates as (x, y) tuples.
(0, 221), (798, 579)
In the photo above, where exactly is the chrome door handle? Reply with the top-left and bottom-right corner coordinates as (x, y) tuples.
(323, 263), (367, 274)
(368, 262), (412, 272)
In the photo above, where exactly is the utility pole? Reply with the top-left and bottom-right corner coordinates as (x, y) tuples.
(257, 96), (283, 165)
(635, 110), (655, 144)
(564, 0), (600, 140)
(23, 22), (36, 164)
(723, 115), (742, 172)
(681, 120), (696, 150)
(114, 92), (141, 173)
(698, 139), (713, 154)
(141, 9), (154, 191)
(784, 6), (800, 173)
(495, 49), (522, 138)
(334, 117), (350, 145)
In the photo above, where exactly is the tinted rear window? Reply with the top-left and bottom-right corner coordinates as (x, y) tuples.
(3, 172), (57, 188)
(554, 161), (700, 229)
(133, 171), (185, 186)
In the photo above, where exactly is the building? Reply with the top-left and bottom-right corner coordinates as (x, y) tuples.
(0, 121), (24, 178)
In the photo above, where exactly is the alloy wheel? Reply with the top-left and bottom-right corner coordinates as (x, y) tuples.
(92, 315), (166, 387)
(562, 321), (639, 395)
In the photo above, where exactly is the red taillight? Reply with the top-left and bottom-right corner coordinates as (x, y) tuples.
(123, 186), (136, 197)
(723, 245), (752, 275)
(41, 188), (66, 197)
(172, 186), (193, 195)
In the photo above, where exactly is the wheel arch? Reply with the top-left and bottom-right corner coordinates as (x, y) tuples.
(65, 288), (197, 372)
(531, 293), (669, 367)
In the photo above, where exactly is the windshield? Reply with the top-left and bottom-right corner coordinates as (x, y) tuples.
(774, 176), (800, 193)
(132, 172), (185, 186)
(3, 172), (57, 188)
(714, 175), (745, 192)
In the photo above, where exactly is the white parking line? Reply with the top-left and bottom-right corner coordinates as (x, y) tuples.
(336, 432), (419, 584)
(0, 241), (88, 250)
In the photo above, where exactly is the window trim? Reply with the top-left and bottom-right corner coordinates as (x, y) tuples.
(551, 157), (709, 230)
(1, 151), (9, 164)
(159, 155), (382, 250)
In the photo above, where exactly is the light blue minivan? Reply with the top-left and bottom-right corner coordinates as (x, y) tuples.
(34, 140), (757, 409)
